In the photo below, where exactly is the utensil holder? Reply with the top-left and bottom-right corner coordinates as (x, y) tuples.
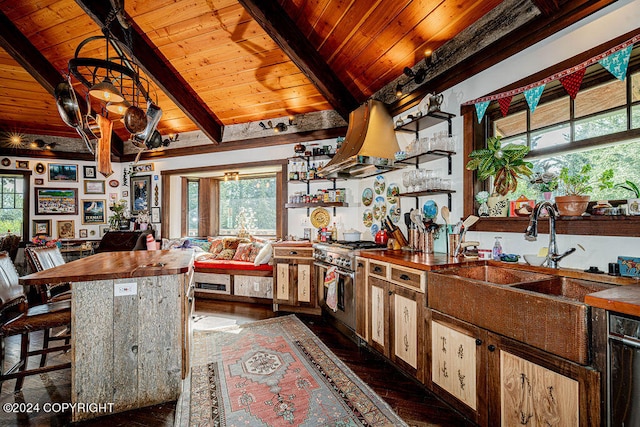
(448, 233), (460, 256)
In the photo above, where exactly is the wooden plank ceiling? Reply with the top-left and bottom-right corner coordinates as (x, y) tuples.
(0, 0), (617, 160)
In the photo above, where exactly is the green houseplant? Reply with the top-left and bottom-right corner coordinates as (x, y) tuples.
(556, 164), (614, 216)
(616, 180), (640, 216)
(466, 136), (533, 196)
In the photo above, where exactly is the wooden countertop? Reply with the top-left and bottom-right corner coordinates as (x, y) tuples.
(585, 284), (640, 317)
(272, 240), (313, 247)
(357, 250), (481, 271)
(20, 250), (194, 286)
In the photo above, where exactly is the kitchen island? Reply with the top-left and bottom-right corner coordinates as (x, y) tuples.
(20, 250), (194, 422)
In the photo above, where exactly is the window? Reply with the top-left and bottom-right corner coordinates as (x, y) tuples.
(187, 180), (199, 237)
(219, 176), (277, 236)
(0, 174), (26, 237)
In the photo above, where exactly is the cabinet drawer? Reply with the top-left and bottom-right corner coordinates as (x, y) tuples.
(273, 247), (313, 259)
(390, 265), (425, 292)
(368, 261), (389, 279)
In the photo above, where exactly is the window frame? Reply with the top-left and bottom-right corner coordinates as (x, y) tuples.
(464, 40), (640, 237)
(0, 169), (31, 240)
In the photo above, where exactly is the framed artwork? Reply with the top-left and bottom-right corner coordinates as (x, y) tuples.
(83, 165), (96, 179)
(49, 163), (78, 181)
(122, 190), (129, 197)
(34, 178), (44, 185)
(99, 225), (110, 237)
(109, 192), (117, 201)
(35, 162), (46, 174)
(32, 219), (51, 237)
(151, 207), (161, 223)
(79, 229), (88, 238)
(16, 160), (29, 169)
(82, 199), (106, 224)
(35, 188), (78, 215)
(132, 163), (154, 173)
(130, 175), (151, 215)
(57, 220), (75, 239)
(84, 180), (105, 194)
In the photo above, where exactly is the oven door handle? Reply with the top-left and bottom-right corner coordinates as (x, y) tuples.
(314, 262), (354, 279)
(610, 334), (640, 349)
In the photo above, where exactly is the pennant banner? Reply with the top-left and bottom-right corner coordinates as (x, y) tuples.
(560, 68), (586, 99)
(599, 44), (633, 80)
(461, 32), (640, 107)
(475, 101), (490, 123)
(498, 96), (513, 117)
(523, 84), (545, 113)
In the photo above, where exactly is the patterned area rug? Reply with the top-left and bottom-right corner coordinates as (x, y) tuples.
(189, 315), (407, 426)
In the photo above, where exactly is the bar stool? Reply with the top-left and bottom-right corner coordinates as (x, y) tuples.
(25, 246), (71, 303)
(0, 251), (71, 391)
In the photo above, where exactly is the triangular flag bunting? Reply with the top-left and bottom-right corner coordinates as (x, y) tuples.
(560, 68), (586, 99)
(599, 44), (633, 80)
(475, 101), (490, 123)
(498, 96), (512, 117)
(523, 84), (545, 113)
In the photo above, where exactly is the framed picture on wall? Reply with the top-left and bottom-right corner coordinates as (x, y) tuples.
(84, 180), (105, 194)
(151, 207), (161, 223)
(99, 225), (110, 237)
(49, 164), (77, 181)
(57, 220), (75, 239)
(83, 165), (96, 179)
(81, 199), (106, 224)
(34, 178), (44, 185)
(32, 219), (51, 237)
(16, 160), (29, 169)
(79, 229), (88, 238)
(130, 175), (151, 215)
(35, 188), (77, 215)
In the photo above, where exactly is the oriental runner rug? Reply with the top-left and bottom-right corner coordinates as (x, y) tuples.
(189, 315), (407, 426)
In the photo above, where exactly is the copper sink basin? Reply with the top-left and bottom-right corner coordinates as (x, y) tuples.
(511, 276), (615, 302)
(428, 266), (608, 364)
(432, 264), (554, 285)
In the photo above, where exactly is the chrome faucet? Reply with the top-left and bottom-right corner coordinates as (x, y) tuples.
(524, 201), (576, 268)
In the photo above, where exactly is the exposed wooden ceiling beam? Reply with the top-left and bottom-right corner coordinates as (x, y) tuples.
(75, 0), (224, 143)
(531, 0), (561, 15)
(238, 0), (359, 120)
(0, 10), (124, 158)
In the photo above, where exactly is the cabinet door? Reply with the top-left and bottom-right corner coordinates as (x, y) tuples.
(431, 319), (478, 411)
(499, 350), (578, 426)
(275, 262), (291, 303)
(296, 263), (311, 303)
(355, 257), (368, 341)
(389, 284), (424, 379)
(368, 277), (389, 357)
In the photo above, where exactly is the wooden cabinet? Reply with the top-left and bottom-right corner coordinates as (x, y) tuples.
(272, 244), (319, 315)
(355, 256), (368, 341)
(429, 310), (600, 427)
(367, 262), (425, 380)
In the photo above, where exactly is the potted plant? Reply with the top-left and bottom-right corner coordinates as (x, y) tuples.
(136, 210), (151, 230)
(556, 164), (614, 216)
(109, 199), (130, 230)
(466, 136), (533, 216)
(615, 180), (640, 215)
(530, 171), (558, 200)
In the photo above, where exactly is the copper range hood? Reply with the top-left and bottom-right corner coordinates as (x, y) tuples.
(318, 99), (401, 178)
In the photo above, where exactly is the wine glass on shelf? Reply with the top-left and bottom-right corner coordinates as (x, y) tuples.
(402, 171), (412, 193)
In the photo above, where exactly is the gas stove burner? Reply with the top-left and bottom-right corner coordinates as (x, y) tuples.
(335, 240), (386, 249)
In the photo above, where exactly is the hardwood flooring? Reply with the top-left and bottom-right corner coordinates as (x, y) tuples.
(0, 300), (472, 426)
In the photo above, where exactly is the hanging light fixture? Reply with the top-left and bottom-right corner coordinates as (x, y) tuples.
(89, 77), (124, 103)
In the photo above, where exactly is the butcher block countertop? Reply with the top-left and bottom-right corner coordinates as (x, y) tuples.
(20, 250), (194, 286)
(585, 284), (640, 317)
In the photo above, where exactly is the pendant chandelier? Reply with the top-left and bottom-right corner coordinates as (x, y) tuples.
(65, 8), (167, 151)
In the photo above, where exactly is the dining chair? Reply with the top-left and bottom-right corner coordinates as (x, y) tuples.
(0, 251), (71, 392)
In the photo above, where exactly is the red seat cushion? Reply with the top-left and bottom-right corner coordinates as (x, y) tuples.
(194, 259), (273, 272)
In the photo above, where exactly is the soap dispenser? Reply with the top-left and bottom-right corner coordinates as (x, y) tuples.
(492, 237), (503, 260)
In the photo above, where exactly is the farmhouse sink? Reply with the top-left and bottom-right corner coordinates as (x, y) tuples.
(432, 264), (554, 285)
(511, 276), (615, 302)
(428, 266), (611, 364)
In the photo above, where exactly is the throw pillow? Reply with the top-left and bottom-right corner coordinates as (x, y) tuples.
(207, 237), (224, 256)
(215, 248), (236, 260)
(195, 252), (215, 261)
(253, 241), (272, 266)
(222, 237), (248, 250)
(248, 241), (265, 263)
(232, 242), (253, 262)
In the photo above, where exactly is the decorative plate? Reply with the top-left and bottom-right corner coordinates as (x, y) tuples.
(362, 209), (373, 227)
(108, 179), (119, 188)
(374, 175), (386, 195)
(35, 162), (45, 174)
(362, 187), (373, 206)
(389, 204), (401, 224)
(370, 223), (379, 235)
(387, 183), (399, 204)
(373, 196), (386, 220)
(1, 158), (10, 167)
(423, 200), (438, 219)
(310, 207), (330, 229)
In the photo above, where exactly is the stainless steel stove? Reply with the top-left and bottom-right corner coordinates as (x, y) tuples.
(313, 241), (385, 331)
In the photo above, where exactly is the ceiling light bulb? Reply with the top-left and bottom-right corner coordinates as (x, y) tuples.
(89, 78), (124, 103)
(106, 100), (131, 116)
(395, 83), (403, 97)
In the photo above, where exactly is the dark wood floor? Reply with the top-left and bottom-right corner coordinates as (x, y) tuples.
(0, 300), (472, 426)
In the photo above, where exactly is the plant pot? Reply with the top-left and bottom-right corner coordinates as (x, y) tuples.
(487, 195), (508, 217)
(555, 195), (590, 216)
(628, 198), (640, 215)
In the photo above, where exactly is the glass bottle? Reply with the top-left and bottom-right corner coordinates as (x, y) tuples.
(492, 237), (503, 260)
